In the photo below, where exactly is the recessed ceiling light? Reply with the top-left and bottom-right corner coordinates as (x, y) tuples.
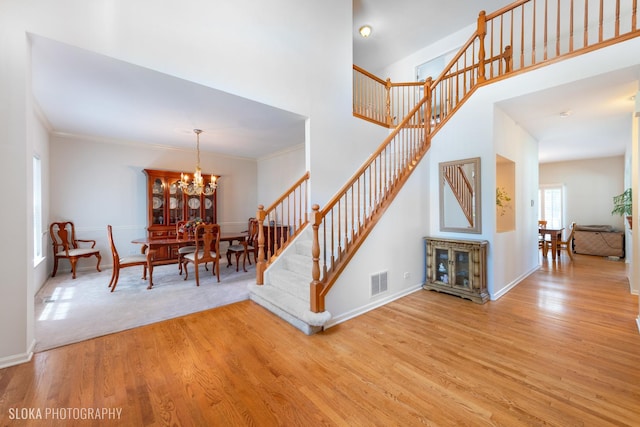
(359, 25), (372, 38)
(559, 111), (572, 118)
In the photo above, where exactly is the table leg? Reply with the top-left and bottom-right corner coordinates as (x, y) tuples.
(146, 248), (155, 289)
(550, 233), (558, 260)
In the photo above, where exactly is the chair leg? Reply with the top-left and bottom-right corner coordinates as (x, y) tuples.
(195, 264), (200, 286)
(235, 252), (241, 272)
(110, 267), (120, 292)
(52, 257), (59, 277)
(109, 266), (117, 289)
(95, 253), (102, 272)
(183, 261), (189, 281)
(70, 258), (78, 279)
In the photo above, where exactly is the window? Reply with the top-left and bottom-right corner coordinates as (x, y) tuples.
(33, 155), (43, 265)
(539, 185), (563, 229)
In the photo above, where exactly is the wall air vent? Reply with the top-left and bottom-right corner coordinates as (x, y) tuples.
(371, 271), (388, 296)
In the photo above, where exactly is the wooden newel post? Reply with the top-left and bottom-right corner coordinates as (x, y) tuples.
(256, 205), (266, 285)
(385, 78), (392, 127)
(477, 10), (487, 83)
(310, 204), (324, 313)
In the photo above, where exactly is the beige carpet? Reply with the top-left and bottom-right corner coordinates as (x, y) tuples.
(34, 260), (256, 352)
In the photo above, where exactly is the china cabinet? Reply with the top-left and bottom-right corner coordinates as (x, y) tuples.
(143, 169), (218, 261)
(423, 237), (488, 303)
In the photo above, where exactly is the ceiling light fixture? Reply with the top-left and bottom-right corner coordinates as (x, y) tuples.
(559, 110), (572, 118)
(179, 129), (218, 196)
(359, 25), (372, 38)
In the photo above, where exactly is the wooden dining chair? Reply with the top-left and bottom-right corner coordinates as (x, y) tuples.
(107, 225), (148, 292)
(551, 222), (576, 260)
(182, 223), (221, 285)
(50, 221), (102, 279)
(176, 220), (197, 275)
(538, 220), (548, 250)
(226, 218), (259, 272)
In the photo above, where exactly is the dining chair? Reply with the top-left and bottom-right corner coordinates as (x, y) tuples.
(176, 220), (197, 275)
(538, 220), (548, 250)
(226, 218), (259, 272)
(182, 223), (221, 285)
(107, 225), (148, 292)
(50, 221), (102, 279)
(549, 222), (576, 260)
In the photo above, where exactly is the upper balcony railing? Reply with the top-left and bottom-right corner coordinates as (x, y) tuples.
(353, 65), (423, 128)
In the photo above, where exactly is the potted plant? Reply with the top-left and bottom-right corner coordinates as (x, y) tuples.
(611, 188), (632, 229)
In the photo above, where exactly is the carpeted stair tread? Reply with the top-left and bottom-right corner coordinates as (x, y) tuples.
(248, 283), (331, 335)
(266, 268), (310, 301)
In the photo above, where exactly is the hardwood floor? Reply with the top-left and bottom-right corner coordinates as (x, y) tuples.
(1, 253), (639, 426)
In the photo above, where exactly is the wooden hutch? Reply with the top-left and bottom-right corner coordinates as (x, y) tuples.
(143, 169), (218, 261)
(423, 237), (489, 304)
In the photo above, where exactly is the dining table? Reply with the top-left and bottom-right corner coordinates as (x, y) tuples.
(132, 231), (247, 289)
(539, 227), (564, 260)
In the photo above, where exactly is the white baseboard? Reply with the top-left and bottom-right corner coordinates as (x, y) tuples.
(491, 265), (540, 300)
(324, 284), (422, 329)
(0, 339), (35, 369)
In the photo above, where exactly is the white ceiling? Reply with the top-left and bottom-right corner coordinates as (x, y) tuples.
(30, 35), (307, 159)
(31, 2), (639, 163)
(496, 67), (639, 163)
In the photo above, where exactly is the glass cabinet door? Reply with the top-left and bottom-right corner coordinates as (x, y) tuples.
(435, 248), (450, 284)
(168, 180), (184, 225)
(453, 250), (470, 288)
(186, 196), (201, 220)
(151, 178), (164, 225)
(203, 191), (217, 224)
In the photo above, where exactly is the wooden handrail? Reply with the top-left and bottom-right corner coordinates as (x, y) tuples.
(310, 81), (432, 312)
(255, 172), (310, 285)
(353, 66), (424, 128)
(322, 0), (640, 315)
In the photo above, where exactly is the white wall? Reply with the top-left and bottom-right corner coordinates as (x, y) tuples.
(493, 107), (540, 299)
(325, 150), (430, 325)
(0, 12), (33, 366)
(257, 144), (306, 209)
(539, 156), (625, 228)
(48, 133), (258, 276)
(381, 24), (475, 81)
(0, 0), (354, 366)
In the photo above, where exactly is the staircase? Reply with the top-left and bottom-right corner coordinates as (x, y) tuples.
(249, 227), (331, 334)
(249, 0), (640, 334)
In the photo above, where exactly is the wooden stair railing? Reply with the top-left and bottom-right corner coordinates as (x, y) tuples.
(442, 164), (474, 227)
(311, 0), (639, 314)
(310, 82), (433, 312)
(255, 172), (310, 285)
(431, 0), (639, 132)
(353, 65), (423, 128)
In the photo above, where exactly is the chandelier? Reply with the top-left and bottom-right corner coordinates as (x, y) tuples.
(179, 129), (218, 196)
